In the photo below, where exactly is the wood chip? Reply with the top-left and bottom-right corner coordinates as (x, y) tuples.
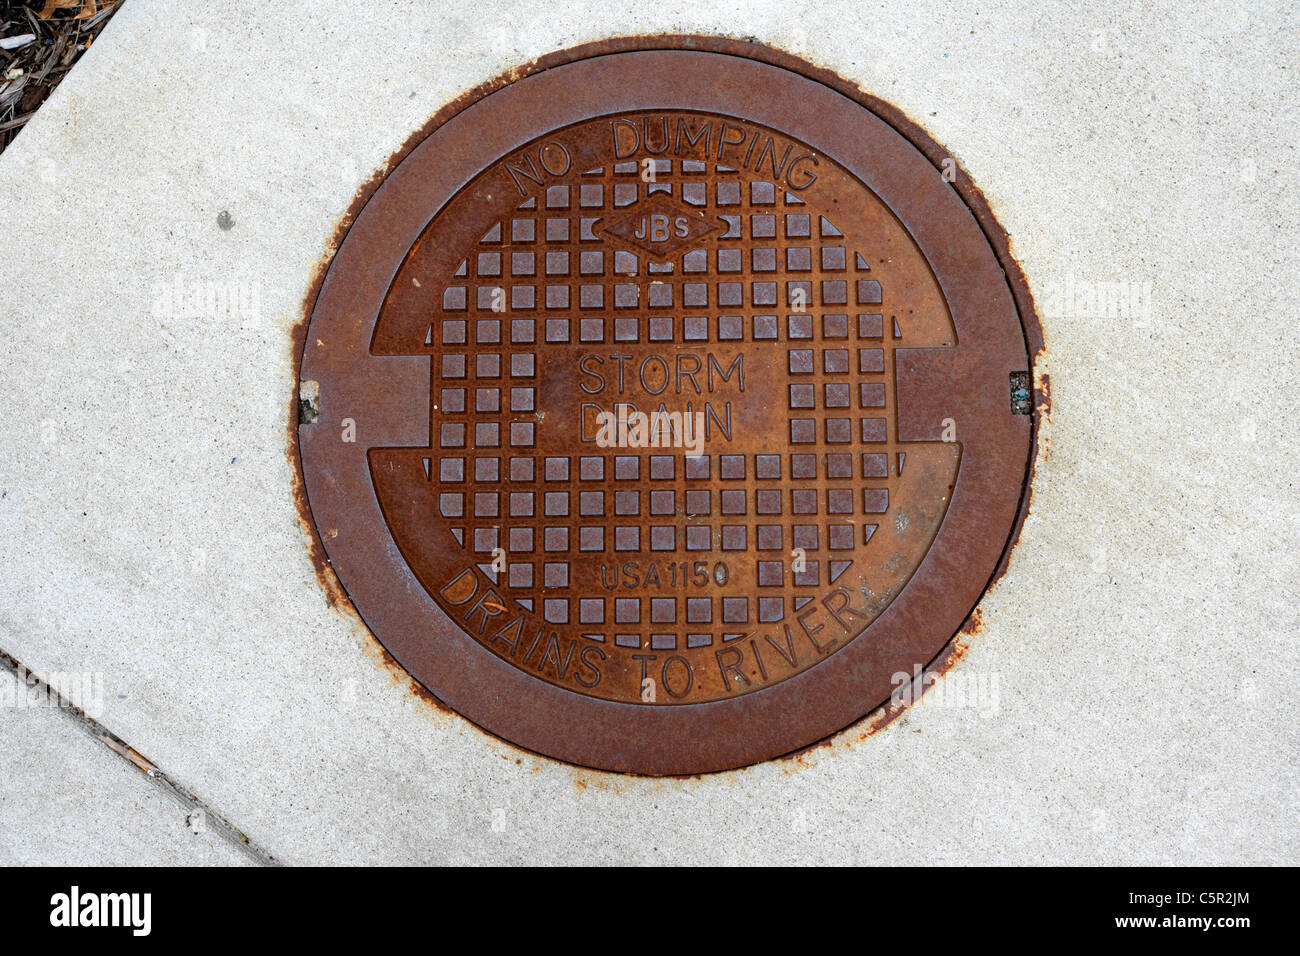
(0, 33), (36, 51)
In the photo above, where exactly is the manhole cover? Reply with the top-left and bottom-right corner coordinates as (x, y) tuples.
(296, 38), (1038, 774)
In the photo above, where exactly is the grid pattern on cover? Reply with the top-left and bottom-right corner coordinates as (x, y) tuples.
(426, 159), (901, 650)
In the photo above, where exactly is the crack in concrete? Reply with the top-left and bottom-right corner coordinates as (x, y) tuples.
(0, 647), (278, 866)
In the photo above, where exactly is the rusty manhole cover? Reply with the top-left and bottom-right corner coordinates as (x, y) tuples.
(296, 38), (1038, 774)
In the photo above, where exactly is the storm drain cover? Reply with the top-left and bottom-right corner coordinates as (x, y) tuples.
(297, 39), (1037, 774)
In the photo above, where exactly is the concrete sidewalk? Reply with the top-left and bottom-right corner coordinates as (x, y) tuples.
(0, 0), (1295, 864)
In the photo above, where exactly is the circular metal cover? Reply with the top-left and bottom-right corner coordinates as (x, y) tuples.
(296, 39), (1037, 774)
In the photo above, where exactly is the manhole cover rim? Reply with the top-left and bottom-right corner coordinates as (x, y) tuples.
(295, 37), (1038, 775)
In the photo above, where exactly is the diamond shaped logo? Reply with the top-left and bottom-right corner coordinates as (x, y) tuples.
(601, 193), (723, 258)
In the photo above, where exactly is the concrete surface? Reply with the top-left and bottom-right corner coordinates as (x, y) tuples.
(0, 669), (251, 865)
(0, 0), (1295, 864)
